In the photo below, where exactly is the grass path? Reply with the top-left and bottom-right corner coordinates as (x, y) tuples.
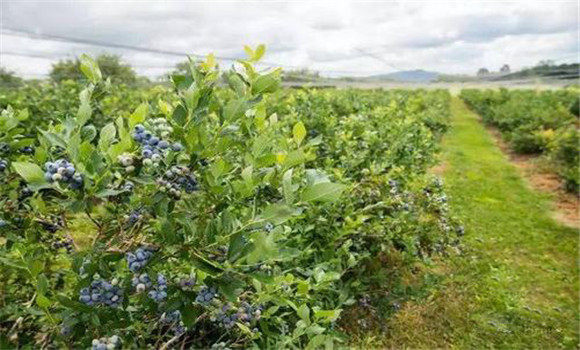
(378, 98), (579, 349)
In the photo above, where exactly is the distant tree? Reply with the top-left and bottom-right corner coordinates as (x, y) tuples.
(282, 69), (321, 82)
(50, 54), (137, 84)
(537, 60), (555, 68)
(500, 64), (510, 73)
(0, 67), (23, 87)
(172, 61), (191, 75)
(477, 68), (490, 77)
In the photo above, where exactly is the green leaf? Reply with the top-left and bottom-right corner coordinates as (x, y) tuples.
(16, 108), (29, 121)
(56, 295), (92, 312)
(254, 44), (266, 61)
(306, 334), (328, 350)
(301, 182), (346, 203)
(12, 162), (46, 187)
(298, 304), (310, 325)
(227, 73), (247, 97)
(258, 203), (295, 225)
(283, 149), (306, 168)
(224, 98), (247, 121)
(252, 73), (280, 95)
(314, 309), (342, 323)
(81, 125), (97, 142)
(37, 274), (49, 295)
(241, 166), (253, 186)
(297, 281), (309, 295)
(79, 54), (102, 83)
(76, 86), (94, 126)
(98, 122), (116, 152)
(36, 294), (52, 308)
(28, 260), (44, 277)
(282, 169), (295, 204)
(172, 104), (188, 126)
(182, 304), (203, 328)
(305, 169), (331, 186)
(293, 121), (307, 146)
(213, 275), (246, 302)
(95, 188), (127, 198)
(191, 254), (223, 275)
(129, 103), (148, 128)
(67, 132), (81, 164)
(39, 130), (67, 149)
(246, 230), (277, 264)
(244, 45), (254, 59)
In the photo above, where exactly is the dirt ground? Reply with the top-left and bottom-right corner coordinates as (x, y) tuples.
(487, 127), (579, 229)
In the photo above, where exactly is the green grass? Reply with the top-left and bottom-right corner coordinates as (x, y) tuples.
(368, 98), (579, 349)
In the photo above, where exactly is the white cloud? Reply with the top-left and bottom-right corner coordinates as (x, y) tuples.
(0, 1), (577, 78)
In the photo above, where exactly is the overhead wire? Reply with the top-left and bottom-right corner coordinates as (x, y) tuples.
(0, 26), (393, 76)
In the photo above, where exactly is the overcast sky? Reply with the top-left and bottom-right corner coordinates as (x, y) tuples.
(0, 1), (578, 78)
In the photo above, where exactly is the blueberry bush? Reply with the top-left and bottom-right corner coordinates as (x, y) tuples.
(460, 88), (579, 192)
(0, 47), (461, 349)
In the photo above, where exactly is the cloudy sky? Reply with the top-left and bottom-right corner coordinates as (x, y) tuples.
(0, 1), (578, 78)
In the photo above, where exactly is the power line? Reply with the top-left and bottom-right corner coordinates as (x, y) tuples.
(0, 26), (303, 70)
(0, 27), (382, 75)
(1, 50), (71, 60)
(354, 48), (403, 71)
(0, 51), (177, 69)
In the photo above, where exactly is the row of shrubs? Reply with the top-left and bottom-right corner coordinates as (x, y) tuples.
(0, 50), (461, 349)
(460, 88), (579, 192)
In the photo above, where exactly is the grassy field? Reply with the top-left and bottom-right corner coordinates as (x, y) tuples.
(363, 98), (579, 349)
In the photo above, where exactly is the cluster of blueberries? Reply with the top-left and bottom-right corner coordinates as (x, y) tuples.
(131, 273), (168, 302)
(358, 295), (372, 308)
(148, 274), (168, 303)
(126, 247), (154, 273)
(264, 222), (274, 232)
(59, 324), (72, 337)
(0, 142), (9, 154)
(195, 286), (218, 304)
(122, 181), (135, 192)
(388, 179), (399, 195)
(160, 310), (186, 335)
(213, 304), (239, 329)
(91, 335), (121, 350)
(214, 302), (262, 330)
(0, 159), (7, 172)
(124, 210), (142, 226)
(117, 153), (135, 173)
(146, 118), (174, 139)
(156, 166), (198, 199)
(0, 219), (6, 228)
(39, 216), (63, 233)
(131, 273), (152, 293)
(387, 179), (414, 211)
(43, 159), (83, 189)
(237, 302), (263, 324)
(208, 246), (228, 263)
(132, 124), (183, 167)
(51, 236), (73, 253)
(19, 146), (34, 154)
(177, 276), (196, 290)
(19, 186), (33, 200)
(79, 277), (124, 308)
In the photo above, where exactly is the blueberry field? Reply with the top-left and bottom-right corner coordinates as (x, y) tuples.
(0, 50), (578, 350)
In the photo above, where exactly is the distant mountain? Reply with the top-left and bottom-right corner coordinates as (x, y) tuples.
(366, 69), (440, 82)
